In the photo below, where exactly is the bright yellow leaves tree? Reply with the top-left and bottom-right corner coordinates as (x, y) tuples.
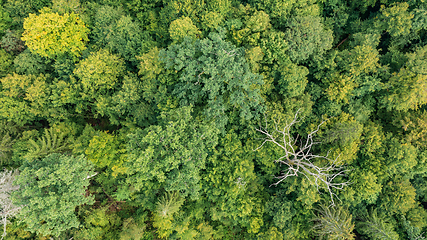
(21, 7), (88, 59)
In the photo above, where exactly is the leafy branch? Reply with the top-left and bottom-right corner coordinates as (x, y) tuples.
(24, 127), (69, 161)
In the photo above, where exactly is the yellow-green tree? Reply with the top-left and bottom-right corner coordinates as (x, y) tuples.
(169, 16), (201, 43)
(21, 7), (89, 59)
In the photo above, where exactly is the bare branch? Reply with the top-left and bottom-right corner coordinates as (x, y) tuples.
(254, 110), (350, 205)
(0, 169), (21, 240)
(85, 172), (98, 180)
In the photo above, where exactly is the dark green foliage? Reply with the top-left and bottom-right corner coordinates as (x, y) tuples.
(92, 5), (153, 62)
(0, 6), (11, 34)
(160, 31), (264, 130)
(12, 153), (95, 237)
(2, 0), (427, 239)
(3, 0), (51, 27)
(265, 189), (296, 230)
(0, 120), (20, 166)
(126, 106), (219, 200)
(0, 48), (13, 78)
(0, 30), (25, 54)
(13, 49), (47, 75)
(401, 215), (427, 240)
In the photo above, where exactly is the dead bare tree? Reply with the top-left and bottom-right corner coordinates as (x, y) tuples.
(254, 109), (350, 205)
(0, 169), (21, 240)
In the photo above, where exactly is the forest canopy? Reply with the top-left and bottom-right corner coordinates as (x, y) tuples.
(0, 0), (427, 239)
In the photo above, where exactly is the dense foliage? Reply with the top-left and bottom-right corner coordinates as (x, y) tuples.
(0, 0), (427, 239)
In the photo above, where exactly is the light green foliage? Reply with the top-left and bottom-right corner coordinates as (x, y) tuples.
(357, 210), (399, 240)
(119, 216), (146, 240)
(321, 115), (363, 146)
(359, 121), (385, 159)
(380, 177), (417, 214)
(108, 16), (152, 61)
(76, 206), (122, 240)
(284, 16), (333, 63)
(160, 31), (264, 130)
(384, 137), (417, 178)
(74, 49), (124, 96)
(260, 30), (308, 97)
(206, 0), (231, 14)
(317, 113), (363, 165)
(108, 74), (155, 127)
(71, 124), (97, 156)
(346, 169), (382, 205)
(246, 10), (272, 33)
(51, 0), (80, 15)
(411, 8), (427, 32)
(338, 45), (380, 79)
(381, 2), (414, 38)
(152, 193), (207, 239)
(0, 49), (12, 78)
(249, 0), (295, 25)
(73, 49), (125, 116)
(156, 0), (204, 44)
(382, 45), (427, 111)
(21, 7), (89, 58)
(155, 191), (185, 218)
(0, 74), (51, 125)
(276, 61), (309, 98)
(0, 6), (12, 35)
(245, 46), (264, 73)
(13, 49), (46, 75)
(406, 205), (427, 230)
(397, 110), (427, 148)
(138, 47), (180, 112)
(201, 11), (223, 31)
(312, 204), (355, 240)
(227, 7), (271, 47)
(169, 16), (201, 43)
(260, 30), (288, 64)
(138, 47), (163, 81)
(24, 127), (70, 162)
(126, 106), (219, 200)
(1, 0), (426, 239)
(12, 153), (95, 237)
(257, 227), (284, 239)
(202, 131), (264, 233)
(317, 34), (382, 105)
(85, 130), (127, 177)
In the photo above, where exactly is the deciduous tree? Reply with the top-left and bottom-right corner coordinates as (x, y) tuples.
(126, 106), (218, 200)
(12, 153), (95, 237)
(160, 31), (265, 130)
(21, 7), (89, 59)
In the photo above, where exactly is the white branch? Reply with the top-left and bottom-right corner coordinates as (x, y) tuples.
(254, 110), (350, 205)
(0, 169), (21, 240)
(85, 172), (98, 180)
